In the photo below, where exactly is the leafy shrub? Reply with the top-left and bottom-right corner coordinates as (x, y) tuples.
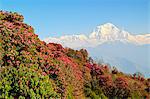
(0, 11), (24, 22)
(0, 11), (149, 99)
(84, 79), (108, 99)
(0, 65), (60, 98)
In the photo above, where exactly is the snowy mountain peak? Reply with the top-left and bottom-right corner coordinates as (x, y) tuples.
(89, 23), (129, 41)
(44, 23), (150, 48)
(97, 23), (117, 29)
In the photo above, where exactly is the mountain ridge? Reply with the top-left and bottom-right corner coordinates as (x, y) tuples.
(86, 41), (150, 77)
(44, 23), (150, 48)
(44, 23), (150, 77)
(0, 11), (149, 98)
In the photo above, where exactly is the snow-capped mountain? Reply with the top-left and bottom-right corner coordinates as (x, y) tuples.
(44, 23), (150, 77)
(44, 23), (150, 48)
(89, 23), (129, 40)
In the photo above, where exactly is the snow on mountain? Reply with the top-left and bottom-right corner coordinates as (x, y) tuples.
(44, 34), (89, 48)
(44, 23), (150, 77)
(128, 34), (150, 45)
(44, 23), (150, 48)
(89, 23), (129, 40)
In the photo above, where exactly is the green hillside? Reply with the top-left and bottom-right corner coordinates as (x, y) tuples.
(0, 11), (149, 99)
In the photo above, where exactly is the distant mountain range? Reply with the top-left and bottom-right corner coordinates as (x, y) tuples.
(44, 23), (150, 77)
(1, 11), (149, 98)
(44, 23), (150, 48)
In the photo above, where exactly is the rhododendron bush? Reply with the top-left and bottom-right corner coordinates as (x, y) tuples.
(0, 11), (149, 99)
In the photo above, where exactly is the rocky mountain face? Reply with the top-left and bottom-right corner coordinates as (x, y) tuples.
(0, 11), (150, 99)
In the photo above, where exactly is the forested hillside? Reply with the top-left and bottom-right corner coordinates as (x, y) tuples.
(0, 11), (149, 99)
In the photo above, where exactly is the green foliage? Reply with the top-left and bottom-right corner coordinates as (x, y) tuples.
(84, 78), (107, 99)
(0, 65), (60, 98)
(130, 91), (142, 99)
(66, 85), (74, 99)
(66, 48), (88, 62)
(0, 11), (149, 99)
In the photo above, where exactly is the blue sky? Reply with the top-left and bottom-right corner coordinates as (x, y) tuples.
(0, 0), (149, 39)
